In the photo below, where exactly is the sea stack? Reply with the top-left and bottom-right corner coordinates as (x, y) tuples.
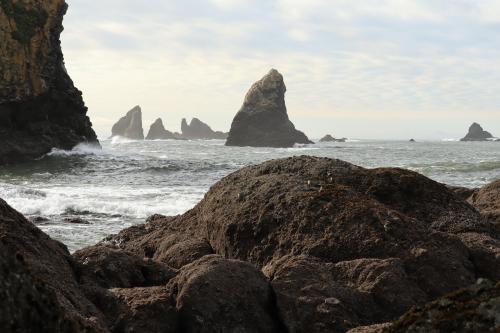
(460, 123), (494, 141)
(0, 0), (98, 165)
(225, 69), (312, 148)
(181, 118), (227, 140)
(111, 106), (144, 139)
(146, 118), (178, 140)
(319, 134), (347, 142)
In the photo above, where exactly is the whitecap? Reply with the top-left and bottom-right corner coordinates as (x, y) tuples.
(47, 143), (103, 157)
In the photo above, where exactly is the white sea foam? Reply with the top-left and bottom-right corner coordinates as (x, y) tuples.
(47, 143), (103, 157)
(110, 136), (140, 144)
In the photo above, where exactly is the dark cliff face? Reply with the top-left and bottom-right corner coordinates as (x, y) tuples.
(0, 0), (98, 164)
(460, 123), (494, 141)
(226, 69), (312, 148)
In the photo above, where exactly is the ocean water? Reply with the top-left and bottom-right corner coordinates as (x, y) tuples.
(0, 138), (499, 252)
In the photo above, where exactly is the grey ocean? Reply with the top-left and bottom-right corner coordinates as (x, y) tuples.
(1, 138), (498, 252)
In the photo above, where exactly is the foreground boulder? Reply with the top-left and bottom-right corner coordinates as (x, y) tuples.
(460, 122), (495, 141)
(145, 118), (180, 140)
(0, 0), (98, 164)
(226, 69), (312, 147)
(181, 118), (227, 140)
(111, 105), (144, 139)
(0, 198), (106, 331)
(167, 255), (284, 332)
(106, 156), (500, 332)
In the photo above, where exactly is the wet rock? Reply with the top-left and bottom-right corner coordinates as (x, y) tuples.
(460, 122), (495, 141)
(181, 118), (227, 140)
(320, 134), (347, 142)
(111, 105), (144, 139)
(64, 217), (91, 225)
(383, 279), (500, 333)
(0, 0), (99, 165)
(446, 185), (478, 201)
(226, 69), (313, 147)
(29, 216), (51, 224)
(167, 255), (283, 332)
(409, 139), (416, 142)
(146, 118), (181, 140)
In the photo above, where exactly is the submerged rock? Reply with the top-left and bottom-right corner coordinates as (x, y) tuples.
(146, 118), (180, 140)
(111, 106), (144, 140)
(460, 122), (494, 141)
(226, 69), (312, 147)
(320, 134), (347, 142)
(0, 0), (98, 165)
(181, 118), (227, 140)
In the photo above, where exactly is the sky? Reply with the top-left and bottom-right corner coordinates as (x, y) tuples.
(61, 0), (500, 140)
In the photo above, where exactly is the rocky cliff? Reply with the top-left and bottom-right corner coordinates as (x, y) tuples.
(226, 69), (313, 147)
(0, 0), (98, 164)
(111, 105), (144, 139)
(181, 117), (227, 140)
(460, 122), (494, 141)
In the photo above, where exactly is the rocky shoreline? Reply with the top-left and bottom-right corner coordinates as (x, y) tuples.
(1, 156), (499, 332)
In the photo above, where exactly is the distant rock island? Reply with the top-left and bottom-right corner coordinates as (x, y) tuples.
(146, 118), (181, 140)
(181, 118), (227, 140)
(461, 123), (494, 141)
(319, 134), (347, 142)
(0, 0), (98, 164)
(111, 106), (144, 140)
(226, 69), (313, 148)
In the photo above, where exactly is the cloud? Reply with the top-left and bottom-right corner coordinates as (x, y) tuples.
(61, 0), (500, 139)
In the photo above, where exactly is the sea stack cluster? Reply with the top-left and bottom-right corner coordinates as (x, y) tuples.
(0, 0), (98, 165)
(1, 156), (499, 332)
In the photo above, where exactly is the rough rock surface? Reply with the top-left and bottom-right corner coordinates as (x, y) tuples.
(181, 117), (227, 140)
(0, 198), (106, 331)
(320, 134), (347, 142)
(111, 105), (144, 139)
(167, 255), (284, 333)
(105, 156), (500, 332)
(469, 178), (500, 224)
(145, 118), (179, 140)
(460, 122), (495, 141)
(383, 279), (500, 333)
(0, 0), (98, 164)
(226, 69), (313, 147)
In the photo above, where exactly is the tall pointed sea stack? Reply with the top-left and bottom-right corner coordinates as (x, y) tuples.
(225, 69), (312, 148)
(0, 0), (98, 164)
(111, 105), (144, 139)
